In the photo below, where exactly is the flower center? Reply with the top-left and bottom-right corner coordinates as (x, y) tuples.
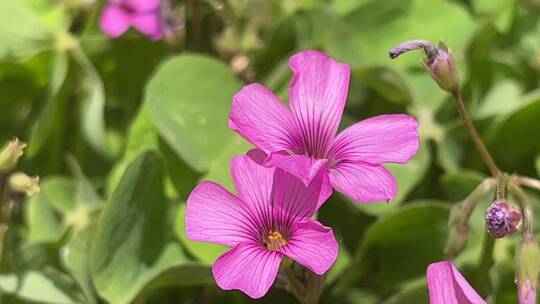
(264, 230), (287, 251)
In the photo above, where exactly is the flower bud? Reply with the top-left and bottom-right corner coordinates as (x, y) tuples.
(516, 234), (540, 304)
(389, 40), (460, 94)
(444, 203), (469, 258)
(0, 138), (26, 172)
(8, 172), (40, 196)
(485, 201), (522, 238)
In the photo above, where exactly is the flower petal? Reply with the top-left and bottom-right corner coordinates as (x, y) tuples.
(247, 149), (332, 209)
(186, 181), (257, 246)
(229, 84), (297, 154)
(99, 5), (131, 38)
(288, 50), (351, 157)
(329, 161), (397, 202)
(329, 114), (419, 165)
(265, 152), (327, 186)
(125, 0), (161, 12)
(132, 11), (164, 40)
(317, 172), (333, 209)
(426, 261), (486, 304)
(280, 220), (338, 275)
(230, 155), (275, 219)
(213, 243), (283, 299)
(271, 167), (323, 221)
(246, 148), (267, 164)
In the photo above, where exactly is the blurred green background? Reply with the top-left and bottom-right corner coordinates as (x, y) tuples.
(1, 0), (540, 303)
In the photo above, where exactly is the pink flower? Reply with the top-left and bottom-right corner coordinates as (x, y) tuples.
(186, 155), (338, 299)
(99, 0), (164, 40)
(427, 260), (486, 304)
(229, 50), (419, 205)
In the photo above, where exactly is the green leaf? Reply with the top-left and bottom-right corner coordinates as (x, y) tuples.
(488, 96), (540, 172)
(202, 137), (253, 191)
(27, 51), (68, 156)
(91, 151), (208, 304)
(534, 156), (540, 176)
(382, 278), (427, 304)
(355, 141), (431, 216)
(475, 81), (523, 119)
(473, 0), (516, 33)
(107, 106), (160, 195)
(326, 247), (352, 284)
(0, 1), (51, 60)
(441, 170), (486, 202)
(352, 66), (413, 105)
(339, 202), (450, 291)
(0, 269), (81, 304)
(61, 222), (99, 304)
(175, 203), (227, 265)
(24, 180), (66, 244)
(145, 54), (243, 172)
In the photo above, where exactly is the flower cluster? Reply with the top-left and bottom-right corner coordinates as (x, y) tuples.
(185, 51), (419, 299)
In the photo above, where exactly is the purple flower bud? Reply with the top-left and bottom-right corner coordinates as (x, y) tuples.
(484, 201), (522, 238)
(389, 40), (459, 94)
(389, 40), (438, 61)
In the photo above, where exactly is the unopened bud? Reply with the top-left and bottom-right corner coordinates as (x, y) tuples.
(0, 138), (26, 172)
(485, 201), (522, 238)
(516, 234), (540, 304)
(389, 40), (459, 94)
(444, 203), (469, 258)
(9, 172), (40, 196)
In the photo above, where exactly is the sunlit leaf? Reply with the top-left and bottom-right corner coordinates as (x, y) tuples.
(145, 54), (243, 173)
(0, 269), (81, 304)
(0, 1), (51, 60)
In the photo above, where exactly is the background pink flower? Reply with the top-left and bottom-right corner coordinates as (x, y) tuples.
(427, 260), (486, 304)
(229, 50), (419, 205)
(185, 155), (338, 299)
(99, 0), (164, 40)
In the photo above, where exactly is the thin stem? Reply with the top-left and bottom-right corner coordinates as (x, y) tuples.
(304, 270), (324, 304)
(474, 234), (495, 296)
(509, 183), (533, 235)
(190, 0), (203, 51)
(0, 173), (11, 272)
(461, 178), (497, 220)
(451, 92), (502, 177)
(496, 174), (509, 201)
(515, 175), (540, 192)
(283, 268), (306, 301)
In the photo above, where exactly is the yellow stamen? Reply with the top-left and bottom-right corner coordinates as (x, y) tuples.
(265, 230), (287, 251)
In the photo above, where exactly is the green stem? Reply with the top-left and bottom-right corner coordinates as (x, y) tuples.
(451, 92), (502, 177)
(462, 178), (497, 220)
(0, 173), (11, 272)
(496, 174), (508, 201)
(283, 268), (306, 302)
(515, 175), (540, 193)
(474, 234), (495, 296)
(304, 271), (324, 304)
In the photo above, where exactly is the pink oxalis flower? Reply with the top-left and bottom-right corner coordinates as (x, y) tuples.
(229, 50), (419, 205)
(427, 260), (486, 304)
(186, 155), (338, 299)
(99, 0), (164, 40)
